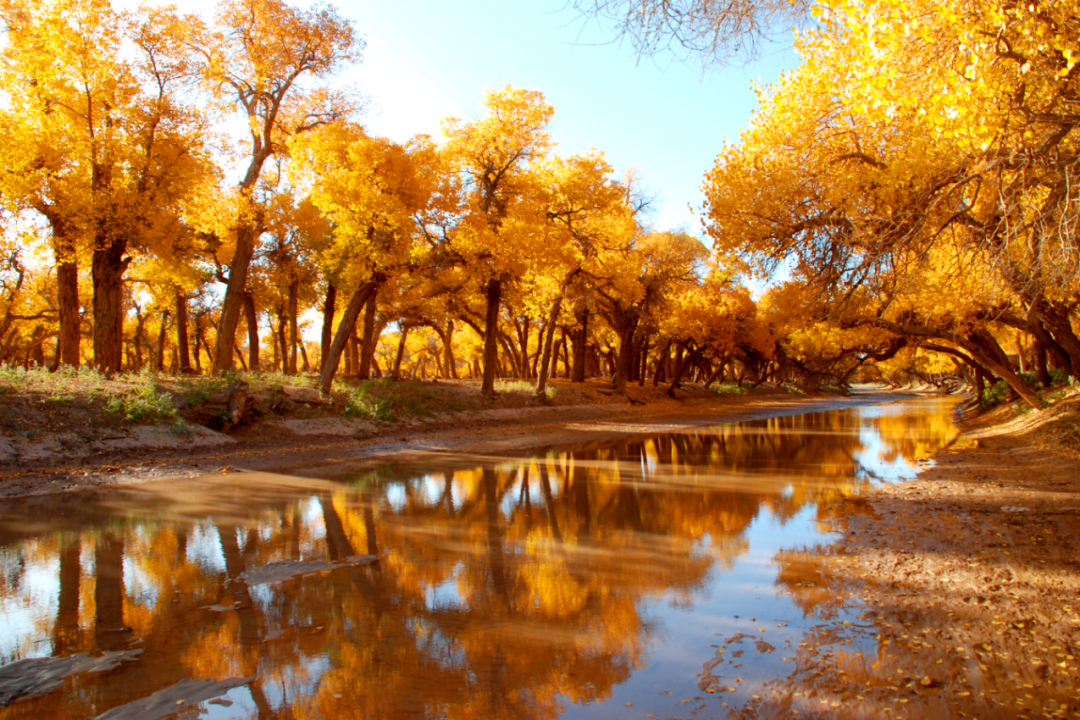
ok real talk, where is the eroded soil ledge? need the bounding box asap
[0,380,905,500]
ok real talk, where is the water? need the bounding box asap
[0,397,959,719]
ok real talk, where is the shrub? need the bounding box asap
[105,379,177,424]
[980,379,1010,409]
[712,382,746,395]
[343,385,396,422]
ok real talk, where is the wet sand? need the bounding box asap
[0,391,912,500]
[754,415,1080,718]
[3,390,1076,718]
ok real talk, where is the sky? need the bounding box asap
[328,0,799,239]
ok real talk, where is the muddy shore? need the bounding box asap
[1,388,911,499]
[752,401,1080,719]
[3,383,1079,717]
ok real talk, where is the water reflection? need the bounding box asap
[0,398,958,719]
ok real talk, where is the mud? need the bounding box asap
[749,408,1080,718]
[0,389,913,500]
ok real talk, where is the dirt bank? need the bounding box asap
[750,393,1080,719]
[0,380,913,499]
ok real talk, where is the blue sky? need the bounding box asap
[337,0,798,238]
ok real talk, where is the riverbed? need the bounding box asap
[5,396,1072,719]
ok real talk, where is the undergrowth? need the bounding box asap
[494,379,556,398]
[780,382,806,395]
[341,383,396,422]
[711,382,746,395]
[104,377,177,424]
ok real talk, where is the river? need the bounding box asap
[0,396,960,719]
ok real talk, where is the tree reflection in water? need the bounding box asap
[0,398,958,719]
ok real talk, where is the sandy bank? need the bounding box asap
[0,386,913,499]
[755,395,1080,718]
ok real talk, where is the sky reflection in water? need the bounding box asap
[0,397,959,719]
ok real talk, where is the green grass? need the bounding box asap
[780,382,806,395]
[494,379,556,398]
[104,377,177,424]
[711,382,747,395]
[342,384,396,422]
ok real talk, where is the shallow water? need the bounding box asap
[0,397,960,719]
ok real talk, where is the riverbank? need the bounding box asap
[0,375,917,499]
[760,389,1080,718]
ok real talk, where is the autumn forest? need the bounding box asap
[0,0,1078,405]
[4,2,1080,718]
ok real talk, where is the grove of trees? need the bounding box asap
[2,0,1077,404]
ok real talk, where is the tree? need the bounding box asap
[198,0,360,374]
[290,123,447,394]
[0,0,215,374]
[700,0,1080,404]
[572,0,808,65]
[443,85,554,396]
[591,230,707,393]
[531,151,635,396]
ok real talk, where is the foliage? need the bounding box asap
[980,380,1011,410]
[342,383,396,422]
[104,378,178,424]
[495,379,556,398]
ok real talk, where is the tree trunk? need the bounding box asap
[498,332,522,377]
[344,322,356,375]
[535,295,562,397]
[213,200,261,374]
[638,338,649,386]
[270,314,280,371]
[612,323,639,393]
[175,292,192,373]
[288,280,299,375]
[481,277,503,397]
[393,326,409,379]
[515,317,531,379]
[299,341,311,373]
[239,292,257,372]
[571,313,588,383]
[320,283,337,369]
[1033,299,1080,378]
[195,314,211,371]
[968,329,1041,406]
[1034,339,1052,386]
[653,341,671,386]
[878,320,1041,407]
[358,289,378,380]
[132,308,146,372]
[1026,314,1072,373]
[444,319,458,379]
[531,322,544,378]
[561,330,570,379]
[91,239,129,375]
[53,229,81,369]
[277,310,288,374]
[319,282,379,396]
[666,345,694,396]
[154,310,171,372]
